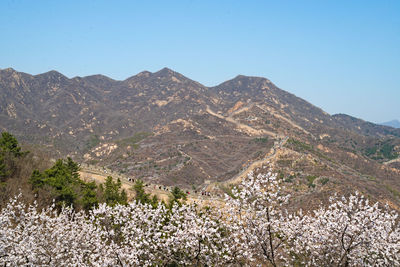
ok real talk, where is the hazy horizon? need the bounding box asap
[1,0,399,123]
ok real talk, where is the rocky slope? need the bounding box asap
[1,67,399,208]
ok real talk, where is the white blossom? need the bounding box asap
[1,171,399,266]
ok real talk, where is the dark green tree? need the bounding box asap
[150,194,159,208]
[132,179,158,207]
[81,181,99,210]
[0,132,24,157]
[29,157,97,210]
[0,132,27,182]
[168,186,187,208]
[29,159,79,207]
[133,179,150,204]
[102,176,127,207]
[29,169,44,188]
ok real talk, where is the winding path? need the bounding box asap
[218,136,288,186]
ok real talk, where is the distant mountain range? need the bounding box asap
[1,67,400,209]
[380,120,400,129]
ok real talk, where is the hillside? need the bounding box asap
[1,67,400,208]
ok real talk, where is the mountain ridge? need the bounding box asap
[1,67,400,209]
[1,67,399,140]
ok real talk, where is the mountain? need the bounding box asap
[380,120,400,129]
[1,67,400,209]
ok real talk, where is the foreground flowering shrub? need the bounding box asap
[89,201,241,266]
[0,198,106,265]
[0,195,242,266]
[225,171,290,266]
[1,170,399,266]
[284,192,400,266]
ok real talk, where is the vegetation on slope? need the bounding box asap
[0,132,128,211]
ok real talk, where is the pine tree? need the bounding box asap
[103,176,127,206]
[81,181,98,210]
[133,179,150,204]
[0,132,24,157]
[168,186,187,208]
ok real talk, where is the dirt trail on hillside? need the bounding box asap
[79,170,136,198]
[206,106,276,137]
[79,135,289,205]
[218,136,288,186]
[255,104,312,137]
[384,158,400,165]
[79,167,223,204]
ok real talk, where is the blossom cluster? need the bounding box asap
[0,197,242,266]
[1,170,399,266]
[283,192,400,266]
[227,170,400,266]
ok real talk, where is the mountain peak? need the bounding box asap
[0,67,17,73]
[154,67,176,76]
[0,68,20,78]
[232,74,270,82]
[35,70,67,79]
[136,70,152,77]
[125,68,178,81]
[213,74,272,89]
[151,67,202,85]
[81,74,115,81]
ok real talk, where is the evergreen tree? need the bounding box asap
[81,181,98,210]
[29,170,44,188]
[150,194,159,208]
[102,176,127,207]
[168,186,187,208]
[29,158,97,210]
[0,132,24,157]
[133,179,150,204]
[0,132,26,182]
[132,179,159,207]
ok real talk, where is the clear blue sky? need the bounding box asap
[1,0,399,123]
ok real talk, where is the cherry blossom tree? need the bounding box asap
[0,195,108,265]
[1,170,399,266]
[224,170,290,266]
[284,192,400,266]
[224,170,400,266]
[0,195,243,266]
